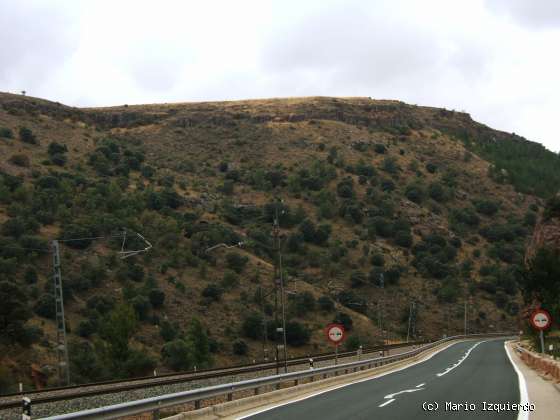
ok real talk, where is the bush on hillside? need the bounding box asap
[19,127,37,144]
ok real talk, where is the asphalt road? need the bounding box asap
[244,339,528,420]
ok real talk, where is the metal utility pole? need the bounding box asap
[379,273,386,345]
[52,240,70,386]
[50,229,152,386]
[464,299,468,335]
[406,301,416,343]
[273,199,288,374]
[259,287,269,362]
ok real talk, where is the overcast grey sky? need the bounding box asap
[1,0,559,151]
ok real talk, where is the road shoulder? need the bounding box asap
[506,341,560,420]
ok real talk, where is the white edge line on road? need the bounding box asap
[504,341,530,420]
[236,340,467,419]
[378,398,395,407]
[416,383,425,388]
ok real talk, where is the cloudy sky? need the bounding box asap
[1,0,559,151]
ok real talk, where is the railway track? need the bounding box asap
[0,341,423,411]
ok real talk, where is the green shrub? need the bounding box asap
[336,178,354,198]
[333,312,353,331]
[286,232,305,253]
[24,267,38,284]
[450,208,480,228]
[50,153,67,166]
[8,154,30,167]
[148,289,165,308]
[122,350,157,377]
[405,183,425,204]
[318,296,335,312]
[217,271,237,291]
[77,319,97,338]
[34,294,56,319]
[345,335,362,351]
[285,321,311,346]
[0,127,13,138]
[368,216,394,238]
[371,253,385,266]
[131,295,151,320]
[87,295,115,313]
[19,127,37,144]
[428,182,448,202]
[225,252,248,273]
[241,311,264,339]
[162,339,193,370]
[524,211,537,227]
[70,342,106,383]
[544,195,560,220]
[220,180,234,195]
[0,281,31,344]
[437,281,460,303]
[2,218,26,238]
[202,284,222,302]
[298,219,331,245]
[474,199,500,216]
[394,231,413,248]
[384,266,401,285]
[160,320,179,342]
[290,291,316,316]
[425,162,437,173]
[374,144,387,154]
[48,142,68,155]
[382,157,399,174]
[232,339,248,355]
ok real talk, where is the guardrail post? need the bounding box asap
[22,397,31,420]
[294,379,299,386]
[227,393,233,402]
[195,400,201,410]
[254,387,259,395]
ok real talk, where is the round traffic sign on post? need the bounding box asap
[325,323,346,345]
[530,309,552,331]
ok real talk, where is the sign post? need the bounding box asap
[530,309,552,354]
[325,323,346,365]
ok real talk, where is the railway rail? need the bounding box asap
[0,341,422,411]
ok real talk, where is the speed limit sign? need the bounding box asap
[530,309,552,331]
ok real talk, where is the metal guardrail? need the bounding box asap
[39,333,514,420]
[0,342,423,410]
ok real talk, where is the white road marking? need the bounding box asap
[385,387,425,399]
[236,341,464,419]
[378,386,425,408]
[504,341,530,420]
[436,340,486,377]
[378,398,395,407]
[415,383,425,388]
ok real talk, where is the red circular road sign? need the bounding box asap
[530,309,552,331]
[325,323,346,345]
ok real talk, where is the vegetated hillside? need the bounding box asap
[0,93,557,390]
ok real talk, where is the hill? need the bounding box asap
[1,92,558,390]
